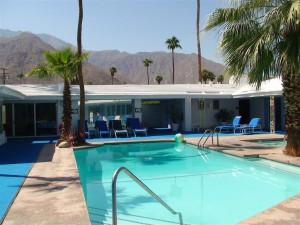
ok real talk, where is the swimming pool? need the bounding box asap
[74,142,300,225]
[246,138,286,146]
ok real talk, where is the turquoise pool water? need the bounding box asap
[74,142,300,225]
[247,138,286,146]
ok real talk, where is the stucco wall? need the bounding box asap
[191,98,239,130]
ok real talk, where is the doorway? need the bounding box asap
[239,99,251,124]
[275,97,284,132]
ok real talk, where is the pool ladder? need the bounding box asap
[198,129,219,149]
[112,167,184,225]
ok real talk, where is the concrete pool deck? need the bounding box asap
[2,133,300,225]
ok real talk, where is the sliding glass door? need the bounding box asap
[3,102,57,137]
[14,103,34,136]
[36,103,57,136]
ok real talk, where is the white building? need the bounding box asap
[0,78,284,145]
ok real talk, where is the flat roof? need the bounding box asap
[1,78,282,101]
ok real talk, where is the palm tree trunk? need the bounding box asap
[197,0,202,83]
[172,49,175,84]
[282,73,300,156]
[147,66,149,85]
[61,80,72,140]
[77,0,86,144]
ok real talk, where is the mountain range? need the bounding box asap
[0,28,225,85]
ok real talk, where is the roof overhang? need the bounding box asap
[0,85,26,100]
[232,78,282,98]
[1,80,283,102]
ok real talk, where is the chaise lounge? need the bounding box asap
[109,120,128,138]
[129,118,147,137]
[214,116,242,134]
[241,118,262,134]
[95,120,111,138]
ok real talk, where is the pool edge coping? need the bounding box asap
[3,133,300,225]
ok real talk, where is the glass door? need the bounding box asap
[14,103,34,137]
[36,103,57,136]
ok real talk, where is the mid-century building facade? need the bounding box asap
[0,78,284,145]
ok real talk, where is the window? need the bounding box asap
[213,100,220,110]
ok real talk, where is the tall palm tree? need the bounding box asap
[16,73,24,84]
[77,0,86,144]
[27,48,87,141]
[109,67,117,85]
[165,36,182,84]
[204,0,300,156]
[142,58,153,85]
[196,0,202,83]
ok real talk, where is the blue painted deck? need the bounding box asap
[0,139,53,223]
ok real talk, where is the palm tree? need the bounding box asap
[77,0,85,144]
[16,73,24,84]
[196,0,202,83]
[217,75,224,84]
[142,58,153,85]
[202,69,215,84]
[203,0,300,156]
[27,48,87,141]
[165,36,182,84]
[109,67,117,85]
[77,0,86,144]
[155,75,163,84]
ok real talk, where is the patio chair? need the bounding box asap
[111,120,128,138]
[95,120,111,138]
[77,120,90,139]
[241,118,262,134]
[129,118,147,137]
[214,116,242,134]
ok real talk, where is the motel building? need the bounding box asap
[0,77,284,146]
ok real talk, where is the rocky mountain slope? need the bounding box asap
[88,50,225,84]
[0,32,124,85]
[0,29,226,85]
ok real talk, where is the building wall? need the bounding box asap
[191,98,239,130]
[142,103,164,127]
[250,97,267,129]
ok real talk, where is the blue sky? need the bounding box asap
[0,0,227,64]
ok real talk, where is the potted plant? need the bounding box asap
[214,109,233,125]
[169,107,183,131]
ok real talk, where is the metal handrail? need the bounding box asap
[112,167,183,225]
[198,129,219,149]
[198,129,212,148]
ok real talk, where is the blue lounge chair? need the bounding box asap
[214,116,242,134]
[241,118,262,134]
[95,120,111,138]
[129,118,147,137]
[77,120,90,139]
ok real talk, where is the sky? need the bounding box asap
[0,0,227,64]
